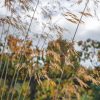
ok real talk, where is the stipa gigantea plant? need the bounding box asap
[34,38,100,100]
[0,0,100,99]
[0,35,100,99]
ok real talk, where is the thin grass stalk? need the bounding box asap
[7,0,40,99]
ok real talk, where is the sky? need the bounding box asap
[0,0,100,67]
[0,0,100,42]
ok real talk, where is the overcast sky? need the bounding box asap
[0,0,100,67]
[0,0,100,42]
